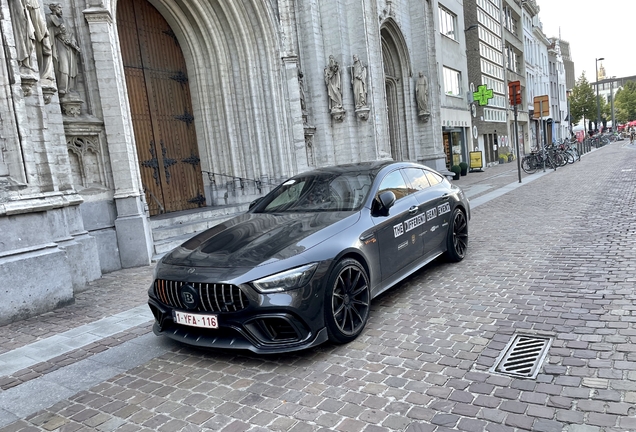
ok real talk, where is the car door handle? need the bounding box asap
[408,206,418,215]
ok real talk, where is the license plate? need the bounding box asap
[173,311,218,329]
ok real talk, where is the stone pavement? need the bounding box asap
[0,141,635,432]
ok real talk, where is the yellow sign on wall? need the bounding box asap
[469,151,483,170]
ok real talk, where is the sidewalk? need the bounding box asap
[452,159,528,200]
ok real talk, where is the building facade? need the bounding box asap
[433,0,472,168]
[501,0,527,159]
[0,0,445,323]
[464,0,508,166]
[522,1,550,152]
[548,39,568,142]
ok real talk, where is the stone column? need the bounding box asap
[83,7,152,267]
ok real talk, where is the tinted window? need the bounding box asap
[425,170,443,186]
[403,168,431,191]
[377,170,413,201]
[256,172,374,213]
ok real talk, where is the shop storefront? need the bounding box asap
[441,108,472,169]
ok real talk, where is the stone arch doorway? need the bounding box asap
[117,0,205,216]
[380,21,411,161]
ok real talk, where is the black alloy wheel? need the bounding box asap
[324,258,370,344]
[445,208,468,262]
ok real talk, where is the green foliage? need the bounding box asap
[451,165,461,174]
[497,152,516,162]
[600,95,611,121]
[569,72,596,126]
[615,81,636,123]
[459,162,468,170]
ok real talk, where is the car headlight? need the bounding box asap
[251,263,318,293]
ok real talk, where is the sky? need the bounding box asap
[535,0,633,82]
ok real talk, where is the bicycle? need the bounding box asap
[521,146,559,174]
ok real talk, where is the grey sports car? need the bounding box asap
[148,161,470,353]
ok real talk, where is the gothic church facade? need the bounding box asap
[0,0,444,323]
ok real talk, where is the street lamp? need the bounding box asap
[610,76,616,134]
[595,57,604,132]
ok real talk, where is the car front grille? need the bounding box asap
[154,279,249,313]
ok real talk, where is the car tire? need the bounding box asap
[444,208,468,262]
[324,258,370,344]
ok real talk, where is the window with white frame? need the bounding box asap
[439,6,457,41]
[484,108,507,122]
[443,67,462,97]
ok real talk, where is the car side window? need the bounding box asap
[425,170,443,186]
[403,168,431,191]
[377,170,413,201]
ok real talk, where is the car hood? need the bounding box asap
[161,211,359,268]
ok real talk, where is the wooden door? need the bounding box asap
[117,0,205,216]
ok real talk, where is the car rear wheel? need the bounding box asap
[444,208,468,262]
[324,258,370,344]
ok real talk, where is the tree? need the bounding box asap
[615,80,636,123]
[569,72,596,128]
[600,95,611,127]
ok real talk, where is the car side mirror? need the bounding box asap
[373,191,396,217]
[249,197,263,210]
[378,191,396,209]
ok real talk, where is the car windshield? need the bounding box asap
[255,172,374,213]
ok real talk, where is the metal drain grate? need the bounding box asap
[491,334,552,379]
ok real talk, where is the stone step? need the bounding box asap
[151,213,236,242]
[149,203,249,230]
[152,232,198,260]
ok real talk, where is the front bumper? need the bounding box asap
[147,264,332,353]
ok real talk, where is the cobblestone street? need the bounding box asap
[0,141,635,432]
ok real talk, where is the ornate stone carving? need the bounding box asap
[41,84,56,104]
[305,133,316,166]
[66,136,106,188]
[61,97,82,116]
[82,8,112,24]
[352,55,367,109]
[324,55,345,121]
[20,74,38,96]
[298,71,306,113]
[47,3,81,98]
[351,55,370,121]
[9,0,56,87]
[355,107,370,121]
[416,71,430,121]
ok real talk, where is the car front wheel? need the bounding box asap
[324,258,370,344]
[445,208,468,262]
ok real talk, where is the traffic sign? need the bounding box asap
[533,95,549,118]
[508,81,522,106]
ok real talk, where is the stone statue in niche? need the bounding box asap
[298,71,306,113]
[416,72,429,113]
[352,55,370,120]
[352,55,367,109]
[324,55,345,121]
[47,3,81,98]
[416,71,430,119]
[8,0,56,94]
